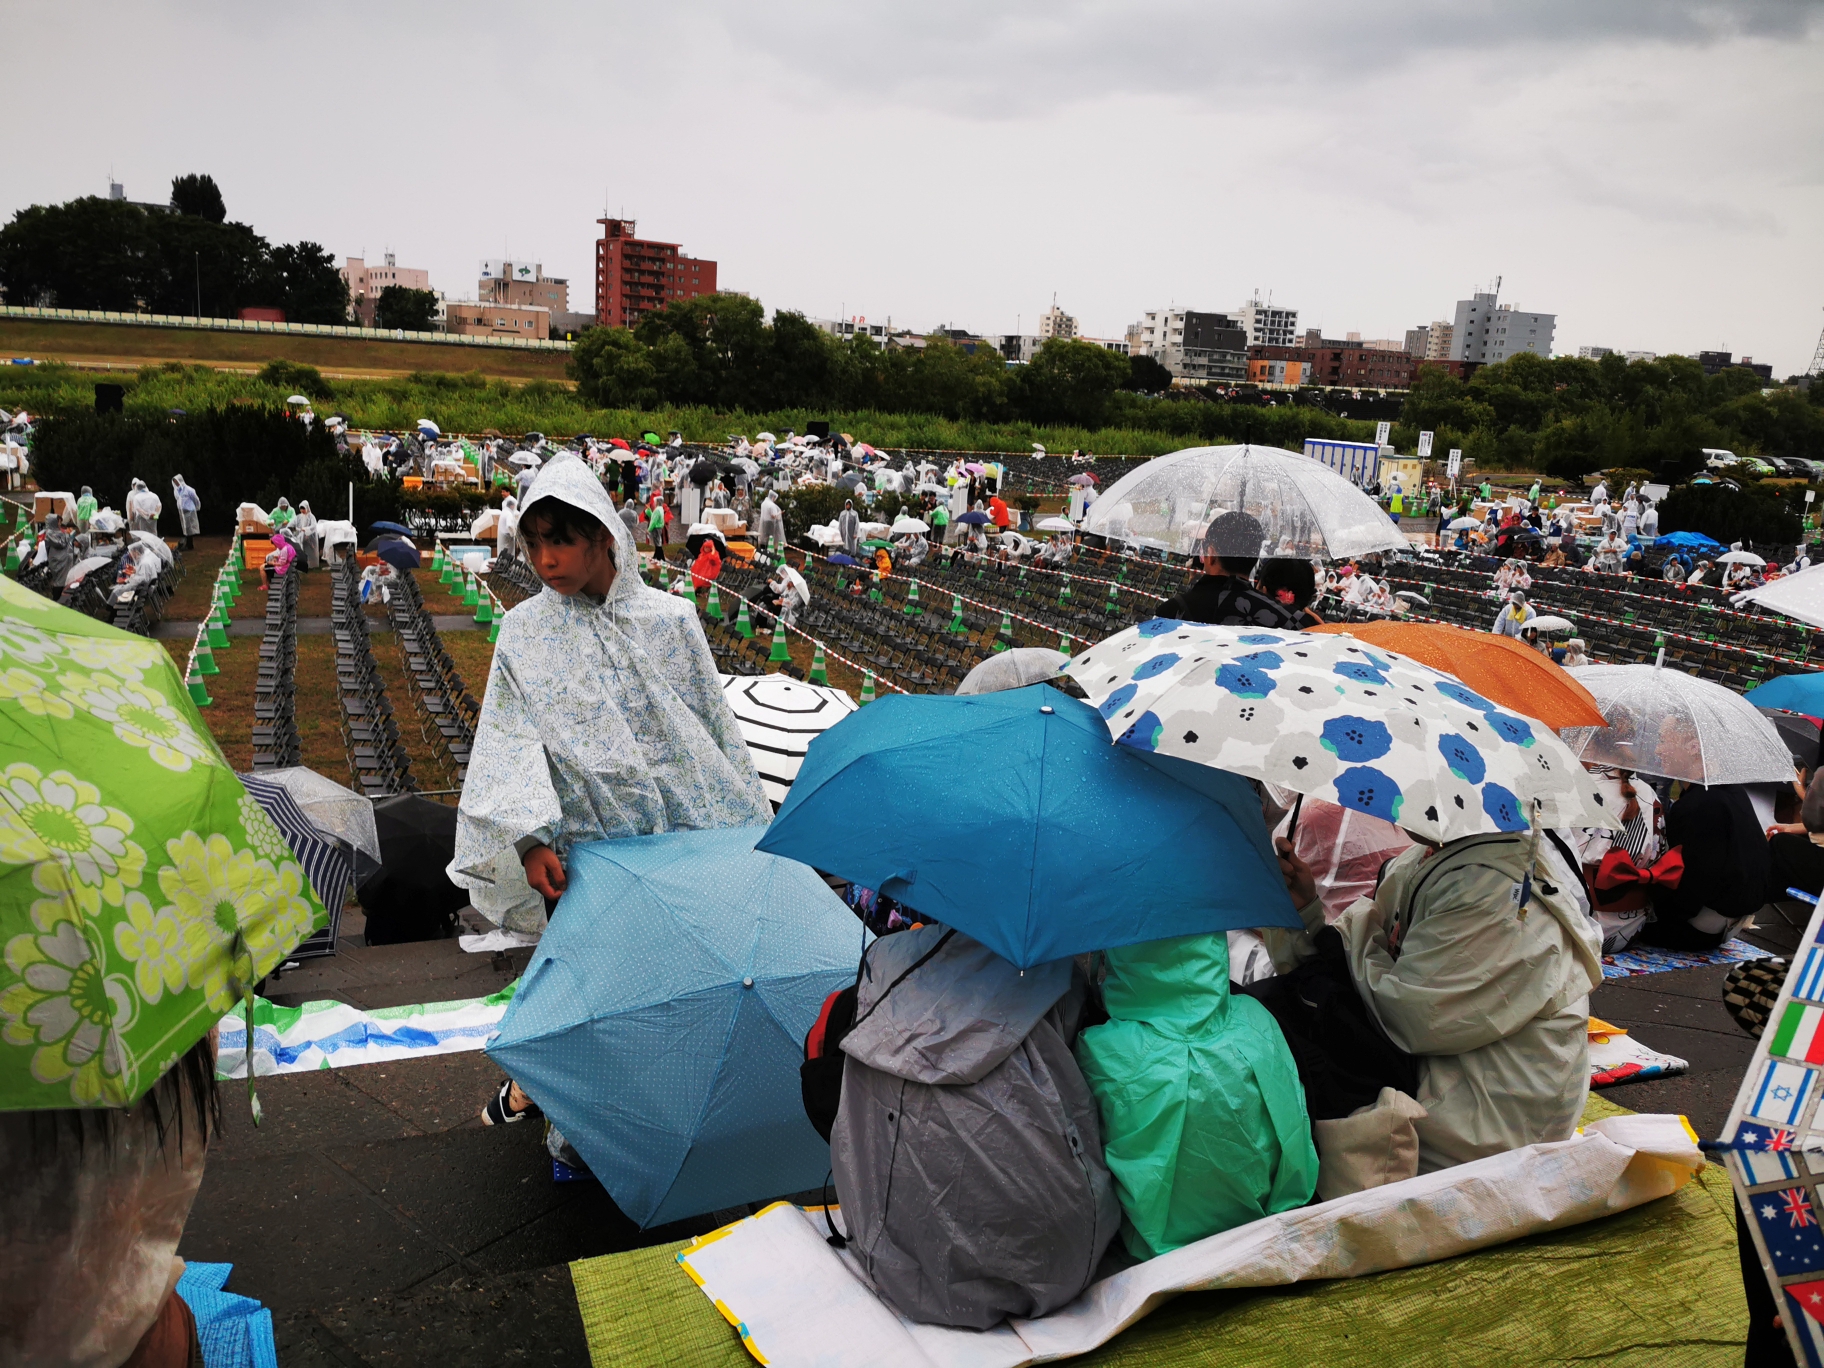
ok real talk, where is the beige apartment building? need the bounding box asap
[443,301,551,339]
[341,254,432,326]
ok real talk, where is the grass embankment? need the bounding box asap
[0,358,1363,458]
[0,318,570,382]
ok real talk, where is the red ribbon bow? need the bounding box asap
[1592,845,1684,900]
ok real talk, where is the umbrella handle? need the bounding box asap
[228,931,263,1127]
[1286,792,1303,843]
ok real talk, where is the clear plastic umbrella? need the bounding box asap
[890,516,929,534]
[1081,444,1408,559]
[1560,664,1795,785]
[1737,563,1824,628]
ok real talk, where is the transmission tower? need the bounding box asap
[1810,309,1824,377]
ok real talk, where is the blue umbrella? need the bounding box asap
[755,685,1297,969]
[956,510,992,526]
[486,827,863,1228]
[369,538,421,570]
[827,552,858,566]
[1746,674,1824,715]
[368,520,416,537]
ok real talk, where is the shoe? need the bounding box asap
[481,1078,542,1126]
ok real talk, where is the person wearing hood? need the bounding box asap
[450,454,769,1127]
[1491,590,1534,638]
[74,485,98,534]
[1274,825,1604,1174]
[689,535,723,592]
[292,499,319,569]
[34,513,76,589]
[125,479,161,534]
[1156,511,1293,629]
[498,494,522,560]
[269,497,295,531]
[754,490,786,551]
[830,926,1121,1329]
[171,474,201,550]
[837,499,861,557]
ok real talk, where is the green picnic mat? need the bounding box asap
[569,1094,1745,1367]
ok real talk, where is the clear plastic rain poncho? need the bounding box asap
[450,455,769,928]
[1080,445,1407,560]
[1561,663,1795,786]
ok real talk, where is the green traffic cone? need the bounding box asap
[706,582,724,621]
[904,579,922,615]
[474,589,493,625]
[186,659,212,707]
[677,573,697,608]
[868,574,882,603]
[488,615,501,643]
[948,595,966,635]
[207,599,230,649]
[1058,632,1073,656]
[1059,574,1072,604]
[994,608,1014,652]
[440,554,457,586]
[859,671,877,705]
[734,598,754,639]
[1104,581,1120,615]
[658,559,671,590]
[809,641,829,685]
[3,542,18,574]
[462,571,480,608]
[196,641,219,677]
[431,542,444,572]
[769,619,792,664]
[1015,567,1027,600]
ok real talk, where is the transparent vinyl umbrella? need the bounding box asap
[1080,444,1408,559]
[1560,663,1795,785]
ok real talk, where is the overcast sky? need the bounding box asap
[9,0,1823,373]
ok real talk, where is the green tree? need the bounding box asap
[0,197,160,309]
[142,212,269,317]
[568,327,663,408]
[1124,353,1175,393]
[169,174,226,223]
[1010,339,1130,426]
[265,241,350,324]
[374,283,438,331]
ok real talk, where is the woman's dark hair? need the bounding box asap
[519,500,614,554]
[15,1033,220,1162]
[1256,557,1316,611]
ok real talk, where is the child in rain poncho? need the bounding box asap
[1076,934,1318,1260]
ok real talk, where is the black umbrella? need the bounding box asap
[356,795,467,944]
[1760,708,1824,771]
[834,472,866,491]
[686,528,729,558]
[364,535,421,570]
[688,459,738,486]
[956,510,991,526]
[370,521,415,537]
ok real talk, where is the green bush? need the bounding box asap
[1658,480,1803,547]
[256,360,334,401]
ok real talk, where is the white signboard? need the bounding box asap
[1447,448,1463,478]
[480,259,507,281]
[1375,421,1391,445]
[1417,430,1435,458]
[513,261,539,281]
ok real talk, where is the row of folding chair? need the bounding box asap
[333,559,415,797]
[251,566,301,770]
[385,572,480,784]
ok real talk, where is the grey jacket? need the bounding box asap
[831,926,1119,1329]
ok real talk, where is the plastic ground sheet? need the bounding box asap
[568,1096,1746,1368]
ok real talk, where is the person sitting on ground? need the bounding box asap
[830,924,1120,1329]
[451,455,770,1128]
[2,1036,217,1368]
[1491,589,1534,638]
[1076,932,1318,1261]
[1156,510,1293,628]
[1274,821,1603,1173]
[1639,782,1772,951]
[1256,556,1323,629]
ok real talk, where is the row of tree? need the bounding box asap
[0,175,348,323]
[1397,350,1824,481]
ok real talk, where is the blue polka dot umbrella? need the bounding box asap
[1063,621,1616,844]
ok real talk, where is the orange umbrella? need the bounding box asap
[1307,620,1607,729]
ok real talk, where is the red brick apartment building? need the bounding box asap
[1245,346,1480,390]
[595,218,718,328]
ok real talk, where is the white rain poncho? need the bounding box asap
[1311,834,1602,1173]
[450,455,769,926]
[124,479,161,533]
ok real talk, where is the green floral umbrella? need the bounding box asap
[0,573,325,1111]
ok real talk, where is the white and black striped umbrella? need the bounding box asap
[238,772,355,912]
[721,675,858,806]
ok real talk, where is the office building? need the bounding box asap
[1446,288,1555,363]
[815,318,893,345]
[341,254,433,327]
[479,261,569,327]
[1234,295,1299,348]
[1424,321,1455,360]
[1247,343,1422,389]
[1038,304,1077,340]
[1404,326,1431,358]
[443,301,550,339]
[1136,309,1248,384]
[595,218,718,329]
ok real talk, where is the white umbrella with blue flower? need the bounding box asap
[1063,621,1615,844]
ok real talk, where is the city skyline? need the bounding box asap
[7,0,1822,373]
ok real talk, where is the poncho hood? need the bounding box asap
[519,453,643,610]
[841,926,1073,1086]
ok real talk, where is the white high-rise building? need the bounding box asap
[1447,287,1555,364]
[1039,304,1078,340]
[1233,295,1299,348]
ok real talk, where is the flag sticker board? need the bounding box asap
[1724,890,1824,1368]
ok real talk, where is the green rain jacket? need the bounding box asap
[1076,934,1318,1261]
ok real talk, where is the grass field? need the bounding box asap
[0,317,572,382]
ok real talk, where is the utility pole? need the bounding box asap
[194,252,201,318]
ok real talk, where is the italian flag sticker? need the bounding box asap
[1773,1002,1824,1066]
